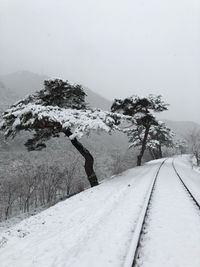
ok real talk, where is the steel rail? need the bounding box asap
[172,159,200,210]
[123,159,167,267]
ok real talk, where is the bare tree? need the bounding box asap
[0,156,86,221]
[186,130,200,165]
[0,178,20,220]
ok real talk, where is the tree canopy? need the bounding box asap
[1,79,123,150]
[111,94,170,165]
[111,94,168,116]
[0,79,126,187]
[126,121,174,159]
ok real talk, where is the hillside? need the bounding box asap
[164,119,200,139]
[85,87,111,110]
[0,81,17,113]
[0,71,112,110]
[0,156,200,267]
[1,161,157,267]
[0,71,49,97]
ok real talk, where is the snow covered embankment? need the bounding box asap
[0,162,160,267]
[1,156,199,267]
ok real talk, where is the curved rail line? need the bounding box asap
[172,159,200,210]
[124,158,200,267]
[123,159,167,267]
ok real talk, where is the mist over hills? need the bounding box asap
[163,120,200,140]
[0,71,49,97]
[0,70,199,142]
[0,81,18,112]
[0,71,111,110]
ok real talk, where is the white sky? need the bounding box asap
[0,0,200,122]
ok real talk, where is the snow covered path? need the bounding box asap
[0,156,200,267]
[136,158,200,267]
[0,162,161,267]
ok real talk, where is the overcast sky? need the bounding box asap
[0,0,200,122]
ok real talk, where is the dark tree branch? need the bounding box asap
[63,129,99,187]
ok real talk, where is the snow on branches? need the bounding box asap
[1,103,123,140]
[127,121,174,150]
[111,94,170,164]
[0,79,127,151]
[111,94,168,116]
[13,79,87,109]
[0,78,130,187]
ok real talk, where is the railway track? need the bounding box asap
[124,158,200,267]
[172,159,200,211]
[123,159,167,267]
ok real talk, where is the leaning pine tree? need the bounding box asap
[0,79,124,187]
[130,121,174,160]
[111,95,169,166]
[147,122,174,159]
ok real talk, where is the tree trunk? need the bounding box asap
[148,148,156,160]
[63,129,99,187]
[152,148,160,159]
[137,126,150,166]
[5,206,10,220]
[158,144,162,158]
[195,152,200,166]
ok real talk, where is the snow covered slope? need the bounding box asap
[0,163,161,267]
[0,156,200,267]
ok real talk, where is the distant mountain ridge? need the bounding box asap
[163,119,200,140]
[0,71,112,110]
[0,71,49,97]
[84,87,111,110]
[0,81,18,112]
[0,71,199,139]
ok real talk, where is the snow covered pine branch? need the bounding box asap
[126,121,175,159]
[0,79,126,187]
[111,94,172,165]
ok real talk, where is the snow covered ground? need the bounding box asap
[173,155,200,204]
[0,155,200,267]
[136,157,200,267]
